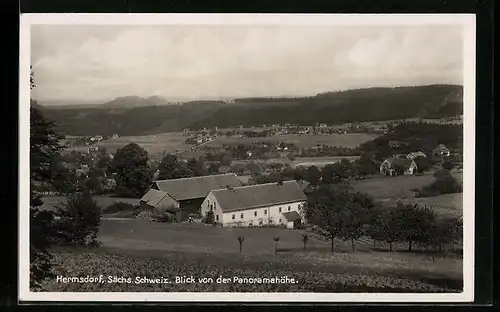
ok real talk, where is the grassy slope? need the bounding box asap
[41,221,462,292]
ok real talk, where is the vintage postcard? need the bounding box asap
[19,13,475,303]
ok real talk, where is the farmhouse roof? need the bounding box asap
[140,189,169,207]
[154,173,241,201]
[384,157,414,169]
[407,151,427,160]
[210,180,307,213]
[282,211,302,222]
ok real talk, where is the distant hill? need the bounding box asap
[40,85,463,136]
[101,95,176,108]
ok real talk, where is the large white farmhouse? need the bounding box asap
[201,180,307,229]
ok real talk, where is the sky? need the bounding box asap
[30,24,464,104]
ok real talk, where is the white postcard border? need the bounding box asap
[18,13,476,303]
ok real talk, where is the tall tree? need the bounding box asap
[109,143,152,197]
[304,165,321,186]
[158,154,194,180]
[29,69,63,289]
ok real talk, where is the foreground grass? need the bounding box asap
[39,245,462,293]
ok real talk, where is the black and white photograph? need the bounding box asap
[19,14,475,302]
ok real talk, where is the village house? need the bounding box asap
[201,180,307,229]
[406,151,427,160]
[140,173,242,221]
[433,144,451,157]
[380,157,418,176]
[111,134,119,139]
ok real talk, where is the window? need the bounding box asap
[269,219,273,224]
[264,209,267,215]
[279,207,282,213]
[240,213,244,219]
[259,221,263,226]
[254,211,257,216]
[216,215,219,221]
[279,219,282,224]
[232,214,235,220]
[288,206,291,211]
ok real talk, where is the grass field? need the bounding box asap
[64,132,191,155]
[40,196,138,213]
[40,220,463,292]
[231,156,361,168]
[351,173,464,216]
[351,173,463,200]
[204,133,377,149]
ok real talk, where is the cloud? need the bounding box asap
[30,24,463,102]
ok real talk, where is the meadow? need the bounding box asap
[231,156,361,168]
[64,132,191,155]
[41,220,463,292]
[351,173,464,216]
[204,133,377,149]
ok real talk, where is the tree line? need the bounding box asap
[303,185,463,253]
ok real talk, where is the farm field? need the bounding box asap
[231,156,361,168]
[64,132,191,155]
[40,196,138,212]
[41,220,463,292]
[379,193,463,217]
[204,133,377,149]
[351,173,463,200]
[351,173,464,216]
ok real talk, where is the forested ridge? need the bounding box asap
[37,85,462,136]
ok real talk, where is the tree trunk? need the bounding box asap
[331,236,335,252]
[275,243,279,255]
[351,239,355,252]
[303,242,306,250]
[438,244,442,252]
[408,240,412,251]
[389,242,393,252]
[239,243,242,254]
[373,239,376,247]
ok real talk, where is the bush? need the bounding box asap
[103,202,136,214]
[53,191,101,247]
[418,173,462,197]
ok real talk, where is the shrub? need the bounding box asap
[419,173,462,197]
[53,191,101,247]
[102,202,136,214]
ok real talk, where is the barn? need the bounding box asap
[138,189,180,221]
[201,180,307,228]
[141,173,242,221]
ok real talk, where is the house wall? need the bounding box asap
[178,198,205,221]
[201,193,224,223]
[219,201,306,227]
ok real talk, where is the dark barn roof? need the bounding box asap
[210,180,307,213]
[154,173,241,201]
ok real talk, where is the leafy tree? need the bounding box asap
[109,143,153,197]
[157,154,194,180]
[304,185,353,252]
[442,160,455,171]
[356,153,379,178]
[413,155,431,173]
[187,157,206,176]
[339,192,376,252]
[53,191,101,246]
[419,172,462,197]
[208,163,220,174]
[394,203,436,251]
[304,166,321,186]
[368,206,400,251]
[29,70,64,289]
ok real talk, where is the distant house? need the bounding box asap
[111,134,119,139]
[433,144,451,157]
[88,146,99,153]
[380,157,418,176]
[140,173,242,221]
[200,180,307,228]
[406,151,427,160]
